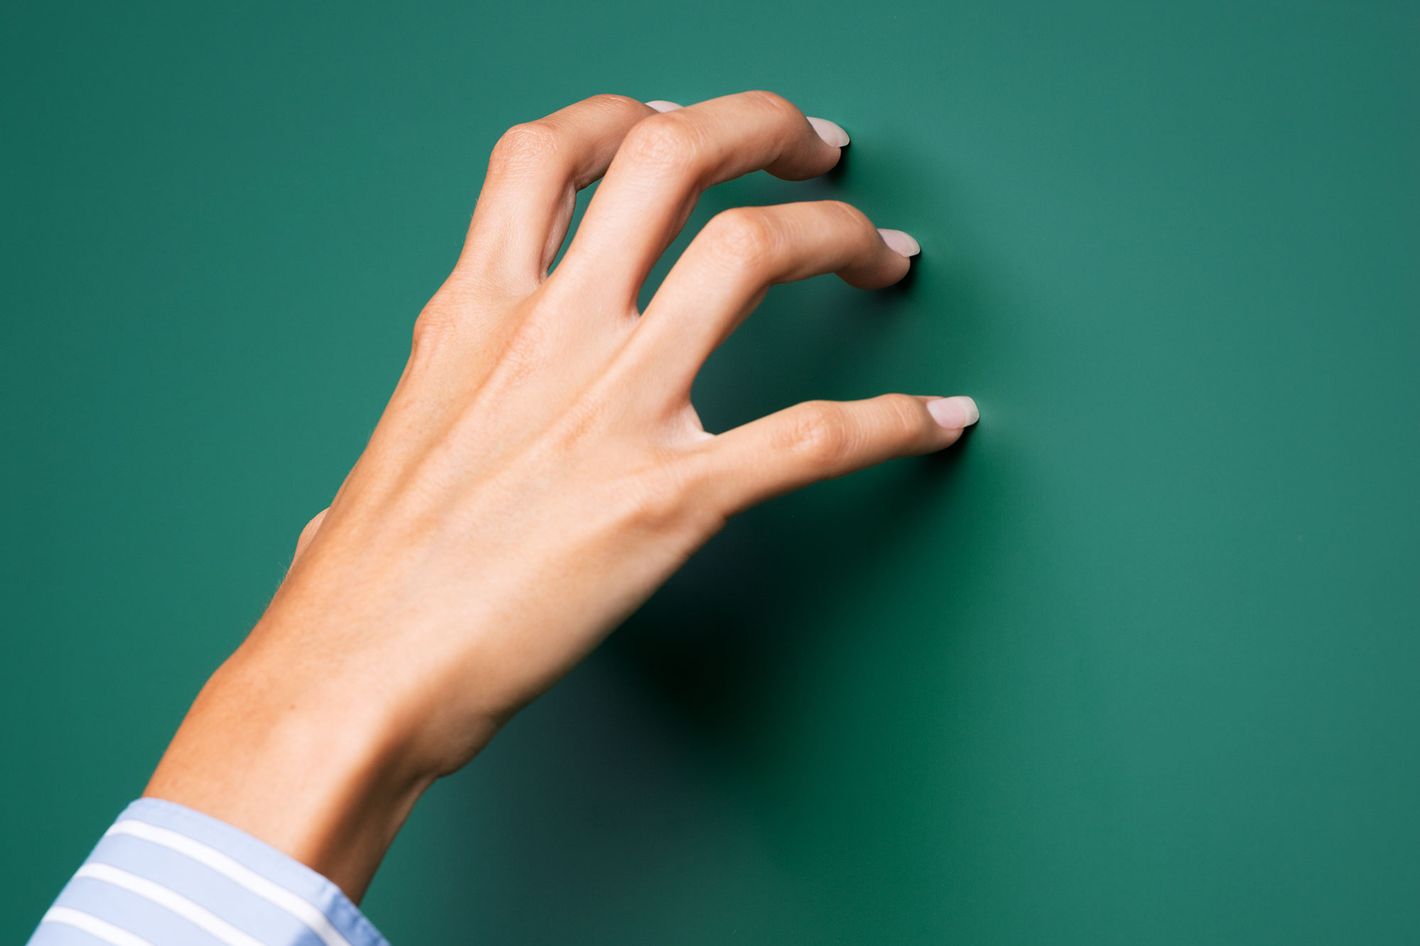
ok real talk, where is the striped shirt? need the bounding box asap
[25,798,388,946]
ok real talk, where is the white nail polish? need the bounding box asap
[926,396,980,430]
[645,100,683,112]
[879,228,921,257]
[807,116,850,147]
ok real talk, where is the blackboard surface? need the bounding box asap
[4,1,1417,943]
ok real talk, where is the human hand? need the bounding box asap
[145,90,978,899]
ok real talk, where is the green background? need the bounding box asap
[4,1,1417,942]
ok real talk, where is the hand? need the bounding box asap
[145,90,979,900]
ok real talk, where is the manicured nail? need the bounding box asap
[879,228,921,257]
[646,100,682,112]
[926,396,980,430]
[807,116,850,147]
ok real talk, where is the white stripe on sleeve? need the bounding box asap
[74,864,265,946]
[40,907,158,946]
[105,819,353,946]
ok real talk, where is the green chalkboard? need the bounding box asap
[4,1,1418,943]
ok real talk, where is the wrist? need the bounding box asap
[144,636,442,901]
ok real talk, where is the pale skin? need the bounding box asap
[144,90,979,902]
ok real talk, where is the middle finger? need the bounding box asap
[552,90,849,310]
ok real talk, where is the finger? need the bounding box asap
[700,395,979,514]
[553,90,850,308]
[624,201,918,399]
[458,93,658,289]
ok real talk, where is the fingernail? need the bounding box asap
[926,396,980,430]
[879,228,921,257]
[807,116,850,147]
[645,100,683,112]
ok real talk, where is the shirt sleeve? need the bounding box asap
[25,797,390,946]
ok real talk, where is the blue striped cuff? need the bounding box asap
[28,797,389,946]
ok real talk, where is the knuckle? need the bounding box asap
[617,466,694,532]
[585,92,643,115]
[702,207,780,268]
[504,317,547,362]
[877,393,925,431]
[783,401,851,465]
[620,114,702,172]
[820,198,873,233]
[410,305,454,355]
[741,89,798,121]
[488,120,563,176]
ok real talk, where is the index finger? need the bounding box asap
[552,90,850,309]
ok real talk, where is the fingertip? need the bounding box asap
[925,395,980,430]
[807,116,851,148]
[878,228,921,258]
